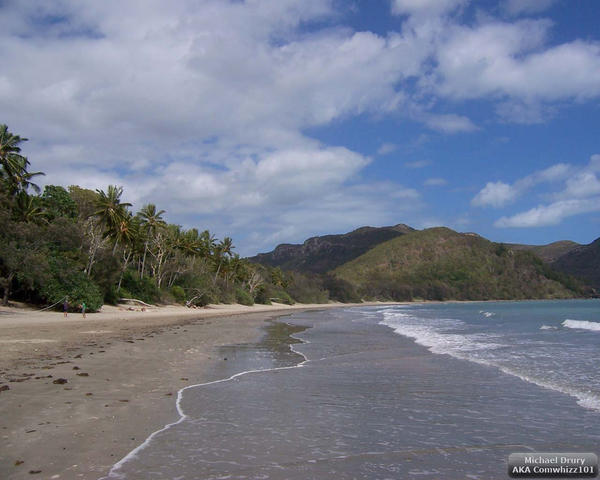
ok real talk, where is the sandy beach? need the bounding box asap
[0,301,380,480]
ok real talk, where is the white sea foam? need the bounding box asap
[562,319,600,332]
[540,325,558,330]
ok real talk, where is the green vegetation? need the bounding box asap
[334,227,585,301]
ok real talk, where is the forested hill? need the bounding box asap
[333,227,585,301]
[250,224,414,273]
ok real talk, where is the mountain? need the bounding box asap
[334,227,583,301]
[250,224,414,273]
[551,237,600,290]
[507,240,580,263]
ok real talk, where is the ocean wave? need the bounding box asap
[562,319,600,332]
[380,312,504,358]
[495,366,600,413]
[380,310,600,412]
[540,325,558,330]
[479,310,495,318]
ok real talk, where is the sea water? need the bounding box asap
[104,300,600,479]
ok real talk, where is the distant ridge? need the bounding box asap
[250,224,414,273]
[508,240,580,263]
[552,236,600,290]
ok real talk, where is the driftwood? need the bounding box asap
[118,298,155,307]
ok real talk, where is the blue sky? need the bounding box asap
[1,0,599,255]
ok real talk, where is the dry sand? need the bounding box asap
[0,301,383,480]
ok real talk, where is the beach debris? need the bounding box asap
[52,378,68,385]
[15,460,24,466]
[28,470,42,474]
[76,372,89,377]
[73,354,82,359]
[0,385,10,392]
[85,393,93,396]
[118,399,129,402]
[165,392,173,396]
[72,366,80,370]
[180,377,189,381]
[25,430,36,433]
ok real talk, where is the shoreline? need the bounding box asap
[0,301,393,480]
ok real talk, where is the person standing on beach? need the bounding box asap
[81,302,86,318]
[63,298,69,317]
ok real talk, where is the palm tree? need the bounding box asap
[137,204,166,279]
[199,230,216,258]
[94,185,132,253]
[13,191,45,223]
[4,156,44,194]
[0,125,44,195]
[213,236,234,284]
[0,124,28,173]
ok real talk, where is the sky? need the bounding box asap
[1,0,599,256]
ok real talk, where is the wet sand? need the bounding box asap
[0,302,385,480]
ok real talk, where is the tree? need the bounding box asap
[0,207,50,305]
[69,186,105,277]
[137,203,166,279]
[42,185,78,220]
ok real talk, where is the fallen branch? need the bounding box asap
[118,298,155,307]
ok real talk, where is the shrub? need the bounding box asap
[119,271,160,304]
[235,287,254,306]
[170,285,186,304]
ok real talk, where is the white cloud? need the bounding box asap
[472,181,516,207]
[405,160,431,169]
[377,143,397,155]
[422,113,478,133]
[472,163,571,207]
[495,198,600,227]
[487,155,600,228]
[424,177,447,186]
[432,19,600,121]
[391,0,468,17]
[560,172,600,200]
[502,0,557,16]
